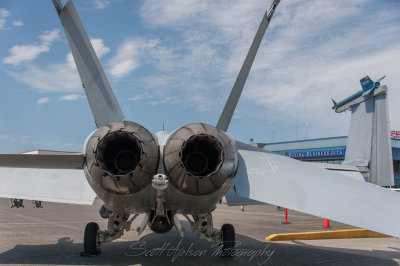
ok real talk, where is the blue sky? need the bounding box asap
[0,0,399,153]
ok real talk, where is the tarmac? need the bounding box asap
[0,197,399,265]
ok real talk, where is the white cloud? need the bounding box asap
[3,45,50,65]
[140,0,208,26]
[135,0,400,136]
[91,38,110,58]
[240,1,400,130]
[150,96,182,106]
[39,29,60,44]
[0,134,9,140]
[135,0,274,111]
[0,133,81,151]
[8,63,81,93]
[4,0,399,140]
[12,20,23,27]
[0,134,31,143]
[108,38,158,79]
[65,38,109,69]
[59,94,86,101]
[6,37,110,93]
[92,0,110,9]
[0,8,10,30]
[3,29,60,65]
[128,92,153,101]
[37,97,50,104]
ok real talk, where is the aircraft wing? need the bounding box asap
[0,154,84,169]
[309,162,367,182]
[225,184,265,206]
[231,141,400,238]
[0,154,96,205]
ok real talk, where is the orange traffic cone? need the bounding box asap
[323,219,330,228]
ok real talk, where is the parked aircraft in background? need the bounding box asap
[332,75,386,110]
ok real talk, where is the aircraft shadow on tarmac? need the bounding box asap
[0,221,398,266]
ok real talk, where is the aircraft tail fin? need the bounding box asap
[344,85,393,186]
[52,0,124,128]
[360,76,374,92]
[331,98,337,109]
[216,0,280,131]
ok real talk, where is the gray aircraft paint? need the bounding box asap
[53,0,124,128]
[233,141,400,238]
[216,0,280,132]
[342,86,394,186]
[0,154,84,169]
[0,168,95,205]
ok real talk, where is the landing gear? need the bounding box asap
[99,205,112,219]
[34,200,43,208]
[221,224,235,257]
[10,199,24,208]
[83,222,100,256]
[81,212,140,256]
[183,213,236,257]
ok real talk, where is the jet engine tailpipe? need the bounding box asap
[84,121,159,200]
[181,134,223,177]
[163,123,238,196]
[96,130,142,176]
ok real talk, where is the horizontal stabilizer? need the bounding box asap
[0,168,95,205]
[234,141,400,238]
[0,154,84,169]
[341,159,369,167]
[309,162,366,182]
[330,170,365,182]
[313,162,368,172]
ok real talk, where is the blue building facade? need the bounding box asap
[258,137,400,186]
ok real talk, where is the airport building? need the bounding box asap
[255,135,400,186]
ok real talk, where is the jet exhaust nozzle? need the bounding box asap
[181,134,224,177]
[96,130,142,176]
[84,121,159,195]
[163,123,238,196]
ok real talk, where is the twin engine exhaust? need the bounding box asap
[84,121,238,197]
[83,121,238,233]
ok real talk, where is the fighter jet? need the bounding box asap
[1,0,400,258]
[332,75,386,110]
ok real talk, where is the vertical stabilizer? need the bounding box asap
[344,98,374,167]
[370,90,394,186]
[343,85,393,186]
[360,76,373,92]
[52,0,124,128]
